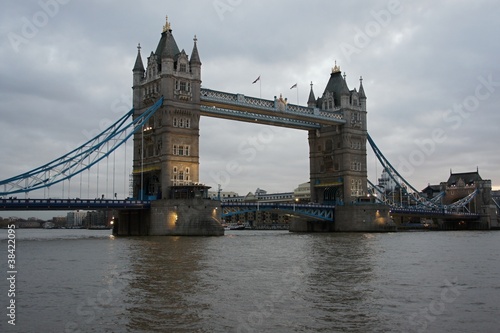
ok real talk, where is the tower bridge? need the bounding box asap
[1,16,498,234]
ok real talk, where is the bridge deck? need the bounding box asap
[390,207,480,220]
[0,198,150,210]
[221,202,335,221]
[200,88,345,130]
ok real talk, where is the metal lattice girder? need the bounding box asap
[200,88,346,129]
[0,97,164,196]
[221,202,334,221]
[200,105,321,130]
[368,133,479,211]
[493,198,500,210]
[368,134,445,210]
[446,189,478,211]
[0,198,150,210]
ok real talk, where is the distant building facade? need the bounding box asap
[67,211,87,228]
[219,184,310,228]
[293,182,311,202]
[440,170,492,212]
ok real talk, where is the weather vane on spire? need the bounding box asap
[162,15,171,32]
[332,60,341,73]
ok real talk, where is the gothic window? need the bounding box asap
[185,167,190,174]
[185,118,190,128]
[185,146,190,156]
[179,118,184,128]
[351,179,364,196]
[325,139,333,151]
[173,145,178,155]
[178,146,184,156]
[179,171,184,181]
[180,81,187,92]
[350,162,361,171]
[156,139,162,155]
[351,141,361,149]
[180,63,187,72]
[173,117,178,127]
[175,80,179,90]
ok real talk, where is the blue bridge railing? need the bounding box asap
[0,198,150,211]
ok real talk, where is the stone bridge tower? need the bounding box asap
[118,16,223,236]
[291,63,393,232]
[132,17,202,200]
[308,63,368,205]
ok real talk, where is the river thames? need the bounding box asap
[0,228,499,332]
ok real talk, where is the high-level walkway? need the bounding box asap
[200,88,345,130]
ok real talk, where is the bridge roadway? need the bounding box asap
[221,202,335,221]
[0,198,480,222]
[390,207,480,220]
[221,203,481,222]
[200,88,346,130]
[0,198,150,211]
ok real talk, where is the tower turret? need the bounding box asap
[157,16,180,76]
[307,81,316,108]
[189,35,202,102]
[358,76,367,111]
[132,43,145,108]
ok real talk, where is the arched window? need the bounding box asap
[173,145,178,155]
[173,117,177,127]
[325,139,333,151]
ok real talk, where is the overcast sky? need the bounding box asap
[1,0,499,216]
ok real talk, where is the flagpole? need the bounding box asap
[252,75,261,98]
[290,83,298,104]
[296,84,299,105]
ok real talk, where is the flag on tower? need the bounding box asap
[290,83,297,89]
[252,75,260,84]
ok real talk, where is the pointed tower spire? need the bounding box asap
[307,81,316,108]
[358,76,366,99]
[155,14,180,60]
[133,43,145,73]
[190,35,201,65]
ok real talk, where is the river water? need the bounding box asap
[0,228,499,333]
